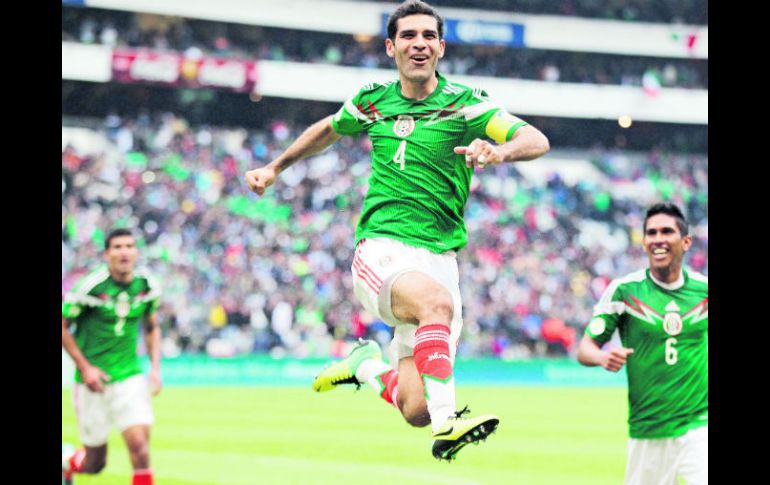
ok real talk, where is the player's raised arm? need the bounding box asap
[577,334,633,372]
[244,115,342,196]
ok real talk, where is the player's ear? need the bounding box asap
[682,235,693,252]
[385,38,395,58]
[438,38,446,58]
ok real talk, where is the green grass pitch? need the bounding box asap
[62,386,628,485]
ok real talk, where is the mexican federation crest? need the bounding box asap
[662,301,682,336]
[393,115,415,137]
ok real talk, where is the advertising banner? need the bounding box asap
[111,49,258,92]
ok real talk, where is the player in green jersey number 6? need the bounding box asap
[245,0,549,461]
[61,228,162,485]
[577,202,708,485]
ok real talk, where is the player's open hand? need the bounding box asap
[454,139,502,169]
[602,347,634,372]
[82,365,111,393]
[149,369,163,397]
[245,166,278,196]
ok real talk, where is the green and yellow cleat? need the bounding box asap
[312,338,382,392]
[431,406,499,462]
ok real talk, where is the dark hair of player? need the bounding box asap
[644,202,689,236]
[105,228,134,250]
[386,0,444,41]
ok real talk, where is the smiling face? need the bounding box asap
[105,235,138,281]
[385,14,445,86]
[643,213,692,282]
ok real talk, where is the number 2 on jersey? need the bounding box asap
[392,140,407,170]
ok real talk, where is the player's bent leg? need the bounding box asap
[312,338,386,392]
[391,272,457,431]
[82,445,107,473]
[71,382,110,474]
[391,271,500,461]
[62,443,105,484]
[396,357,430,427]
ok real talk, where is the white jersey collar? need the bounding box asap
[649,269,685,291]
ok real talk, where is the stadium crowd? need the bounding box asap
[62,7,707,89]
[62,112,708,360]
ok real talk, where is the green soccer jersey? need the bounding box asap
[332,71,528,253]
[585,268,708,439]
[62,266,161,384]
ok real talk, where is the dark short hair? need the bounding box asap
[386,0,444,41]
[644,202,689,236]
[105,228,134,250]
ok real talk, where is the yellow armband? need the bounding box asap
[485,110,528,144]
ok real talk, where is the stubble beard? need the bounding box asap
[398,56,437,85]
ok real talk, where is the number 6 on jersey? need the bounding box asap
[665,337,678,365]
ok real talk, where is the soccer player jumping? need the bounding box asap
[245,0,549,461]
[577,203,708,484]
[62,229,162,484]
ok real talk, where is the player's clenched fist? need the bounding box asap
[602,347,634,372]
[245,166,278,196]
[454,138,503,169]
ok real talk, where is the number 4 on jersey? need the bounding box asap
[392,140,407,170]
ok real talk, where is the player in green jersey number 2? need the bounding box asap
[577,203,708,485]
[61,229,162,485]
[245,0,549,462]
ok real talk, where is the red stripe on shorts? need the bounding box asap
[354,245,382,282]
[353,257,381,294]
[354,255,382,286]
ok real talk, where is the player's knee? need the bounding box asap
[399,397,430,428]
[83,453,107,474]
[404,407,431,428]
[418,290,453,325]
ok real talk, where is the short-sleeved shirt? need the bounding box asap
[332,71,528,253]
[62,267,161,383]
[585,268,708,439]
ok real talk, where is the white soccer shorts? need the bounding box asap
[351,237,463,367]
[625,425,708,485]
[73,374,155,447]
